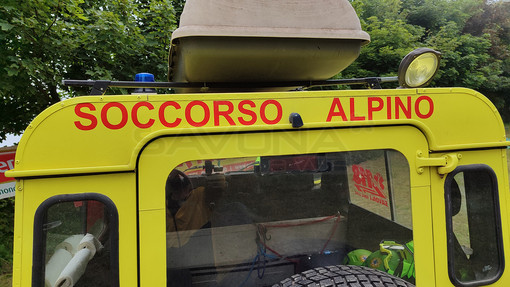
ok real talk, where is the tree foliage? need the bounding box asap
[341,16,424,80]
[347,0,510,117]
[0,0,177,141]
[0,0,510,136]
[0,198,14,262]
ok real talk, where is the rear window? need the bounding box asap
[33,194,119,287]
[166,150,413,286]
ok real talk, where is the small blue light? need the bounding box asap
[135,73,155,82]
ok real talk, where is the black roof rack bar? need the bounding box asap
[63,76,398,95]
[63,80,196,89]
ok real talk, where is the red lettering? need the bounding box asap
[214,101,236,126]
[185,101,210,127]
[260,100,282,125]
[74,103,97,131]
[415,96,434,119]
[352,165,365,185]
[395,97,412,119]
[159,101,182,128]
[0,156,14,182]
[101,102,128,130]
[374,173,385,194]
[326,98,347,122]
[238,100,257,125]
[350,98,365,121]
[368,97,384,120]
[386,97,392,120]
[363,168,374,188]
[0,159,14,172]
[132,102,155,129]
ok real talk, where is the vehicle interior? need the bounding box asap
[166,150,413,287]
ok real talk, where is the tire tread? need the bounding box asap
[272,265,415,287]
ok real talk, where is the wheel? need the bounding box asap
[272,265,415,287]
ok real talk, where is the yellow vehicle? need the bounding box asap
[7,0,510,287]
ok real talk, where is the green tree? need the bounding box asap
[340,16,424,83]
[0,0,177,141]
[171,0,186,22]
[0,198,14,263]
[352,0,405,21]
[347,0,509,115]
[402,0,480,34]
[426,22,491,87]
[463,0,510,117]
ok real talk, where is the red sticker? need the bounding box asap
[351,165,388,207]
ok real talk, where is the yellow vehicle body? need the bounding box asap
[7,87,510,287]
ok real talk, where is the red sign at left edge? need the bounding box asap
[0,151,16,184]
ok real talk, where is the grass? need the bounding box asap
[0,258,12,287]
[0,275,12,287]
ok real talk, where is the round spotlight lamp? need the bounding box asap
[398,48,441,88]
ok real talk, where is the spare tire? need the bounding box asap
[272,265,415,287]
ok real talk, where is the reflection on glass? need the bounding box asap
[447,168,503,285]
[166,151,413,287]
[43,200,112,287]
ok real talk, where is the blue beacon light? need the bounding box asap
[133,73,156,94]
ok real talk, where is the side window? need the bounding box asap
[165,150,413,287]
[33,194,119,287]
[445,165,504,286]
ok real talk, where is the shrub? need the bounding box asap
[0,198,14,263]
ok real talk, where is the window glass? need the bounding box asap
[346,150,412,228]
[387,151,413,228]
[166,150,413,287]
[35,195,118,287]
[445,165,504,286]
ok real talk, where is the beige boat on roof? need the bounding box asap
[168,0,370,90]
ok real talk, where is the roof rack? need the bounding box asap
[63,77,398,95]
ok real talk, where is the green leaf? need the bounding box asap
[0,22,14,31]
